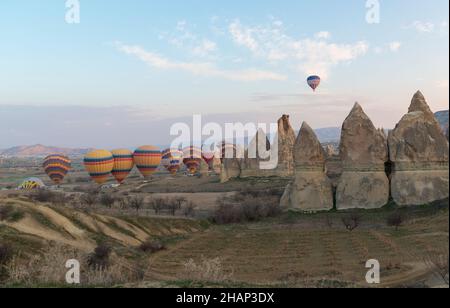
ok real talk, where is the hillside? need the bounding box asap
[0,144,92,158]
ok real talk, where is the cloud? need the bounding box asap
[229,20,259,52]
[315,31,331,40]
[192,39,217,57]
[228,19,368,79]
[389,41,402,52]
[407,21,436,33]
[115,42,286,82]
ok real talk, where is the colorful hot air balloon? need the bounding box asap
[18,177,45,190]
[133,146,162,178]
[111,149,134,184]
[161,148,183,175]
[83,150,114,185]
[183,146,203,175]
[42,154,72,185]
[307,75,321,92]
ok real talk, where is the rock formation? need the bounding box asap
[221,115,296,182]
[281,122,333,212]
[275,115,296,176]
[336,103,390,210]
[388,91,449,205]
[240,129,274,177]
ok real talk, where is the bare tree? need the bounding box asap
[99,194,116,209]
[129,196,144,215]
[80,192,98,208]
[167,198,183,216]
[183,201,197,217]
[150,198,166,215]
[341,214,362,232]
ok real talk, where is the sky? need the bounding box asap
[0,0,449,149]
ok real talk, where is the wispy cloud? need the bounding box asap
[436,79,449,89]
[389,41,402,52]
[228,19,368,79]
[115,42,286,82]
[404,20,449,34]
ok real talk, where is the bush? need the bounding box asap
[99,194,116,209]
[183,257,232,283]
[29,190,56,203]
[80,191,98,207]
[211,195,280,224]
[0,205,13,221]
[87,243,111,270]
[387,212,404,230]
[139,240,165,254]
[341,214,362,232]
[0,243,12,266]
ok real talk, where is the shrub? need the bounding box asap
[387,212,404,230]
[182,257,232,283]
[29,190,55,203]
[0,205,13,221]
[80,192,98,207]
[341,214,362,232]
[87,243,111,270]
[139,240,165,254]
[211,195,280,224]
[0,243,12,266]
[99,194,116,209]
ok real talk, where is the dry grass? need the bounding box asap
[3,244,145,287]
[182,257,233,283]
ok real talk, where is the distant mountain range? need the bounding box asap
[0,144,93,158]
[435,110,449,134]
[2,111,447,158]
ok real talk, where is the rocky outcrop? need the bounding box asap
[388,91,449,205]
[281,122,333,212]
[336,103,390,210]
[222,115,296,182]
[275,115,296,176]
[240,129,276,178]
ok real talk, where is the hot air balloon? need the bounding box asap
[83,150,114,185]
[111,149,134,184]
[182,146,203,175]
[161,148,183,175]
[18,177,45,190]
[307,75,321,92]
[133,146,162,178]
[42,154,72,185]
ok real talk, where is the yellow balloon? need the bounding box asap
[133,146,162,178]
[111,149,134,184]
[83,150,114,184]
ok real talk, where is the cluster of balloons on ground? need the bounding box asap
[41,145,227,185]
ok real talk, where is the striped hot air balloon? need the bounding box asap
[133,146,162,178]
[183,146,203,175]
[18,177,45,190]
[161,148,183,175]
[42,154,72,185]
[307,75,321,92]
[111,149,134,184]
[83,150,114,185]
